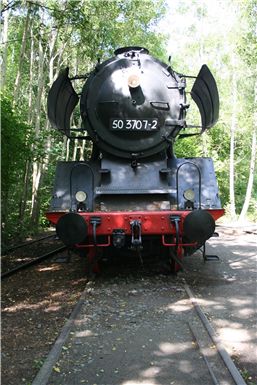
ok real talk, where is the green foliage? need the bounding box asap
[2,0,256,245]
[1,94,34,242]
[167,0,257,219]
[2,0,168,242]
[46,0,167,66]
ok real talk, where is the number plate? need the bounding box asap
[111,118,159,131]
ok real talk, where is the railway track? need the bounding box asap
[1,246,67,279]
[185,284,247,385]
[31,273,247,385]
[2,228,255,385]
[4,234,56,254]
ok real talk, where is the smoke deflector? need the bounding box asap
[191,64,219,132]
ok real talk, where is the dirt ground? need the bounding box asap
[1,239,88,385]
[182,226,257,385]
[1,226,256,385]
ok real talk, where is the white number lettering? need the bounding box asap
[143,120,148,129]
[112,119,118,129]
[112,119,124,129]
[126,120,132,129]
[151,119,158,129]
[136,120,142,129]
[117,120,123,129]
[112,119,158,130]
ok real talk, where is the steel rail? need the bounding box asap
[184,283,247,385]
[1,246,67,279]
[4,234,56,254]
[188,322,220,385]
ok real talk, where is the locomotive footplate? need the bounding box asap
[47,209,224,249]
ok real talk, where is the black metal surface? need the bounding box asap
[48,156,221,213]
[184,210,215,243]
[114,46,149,55]
[202,243,220,261]
[69,163,94,211]
[130,220,142,247]
[47,48,220,159]
[191,65,219,131]
[96,155,174,195]
[80,48,186,158]
[168,157,221,210]
[56,213,88,246]
[51,161,97,212]
[176,161,201,209]
[112,230,126,248]
[47,68,79,135]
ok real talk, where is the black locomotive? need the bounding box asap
[47,46,224,272]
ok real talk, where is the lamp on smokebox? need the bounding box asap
[75,190,87,211]
[183,188,195,210]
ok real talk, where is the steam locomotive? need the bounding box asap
[46,46,224,272]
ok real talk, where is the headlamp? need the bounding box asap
[75,191,87,202]
[128,73,140,88]
[183,189,195,201]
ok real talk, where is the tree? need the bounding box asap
[1,0,10,89]
[1,95,33,242]
[1,0,168,239]
[237,0,257,222]
[167,0,257,221]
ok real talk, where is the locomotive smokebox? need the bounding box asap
[184,210,215,243]
[56,213,87,246]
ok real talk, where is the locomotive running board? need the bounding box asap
[191,65,219,132]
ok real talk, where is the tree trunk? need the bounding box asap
[72,139,79,161]
[1,1,9,89]
[30,27,59,227]
[66,138,70,161]
[34,36,45,136]
[229,56,237,220]
[80,140,86,161]
[62,137,68,159]
[27,27,35,124]
[18,160,31,224]
[238,80,257,222]
[30,31,46,226]
[30,162,43,228]
[13,3,31,105]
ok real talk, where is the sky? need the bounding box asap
[160,0,239,68]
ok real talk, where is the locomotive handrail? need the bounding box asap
[75,236,111,248]
[176,161,202,210]
[161,235,197,247]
